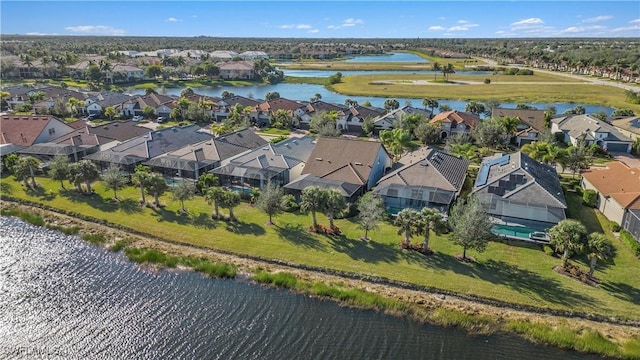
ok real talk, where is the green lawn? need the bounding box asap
[2,174,639,321]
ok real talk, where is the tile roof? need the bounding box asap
[258,98,303,113]
[491,108,546,132]
[284,174,362,198]
[430,110,480,129]
[552,114,631,143]
[372,105,431,126]
[611,116,640,136]
[302,137,388,185]
[87,121,151,142]
[581,161,640,209]
[50,127,113,146]
[473,151,566,209]
[0,115,72,146]
[377,147,469,192]
[89,92,134,108]
[222,95,261,108]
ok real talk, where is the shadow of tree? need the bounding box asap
[191,212,217,229]
[118,198,143,214]
[274,223,326,250]
[225,220,265,235]
[325,234,401,264]
[408,252,598,307]
[25,186,57,201]
[600,281,640,303]
[0,181,14,195]
[150,206,191,225]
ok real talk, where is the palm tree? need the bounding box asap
[14,156,40,187]
[395,208,419,247]
[205,187,226,219]
[586,233,614,277]
[549,219,588,268]
[422,98,438,118]
[324,189,347,229]
[48,155,70,189]
[442,63,455,81]
[66,97,84,117]
[75,160,100,194]
[431,62,441,81]
[99,60,112,84]
[300,186,326,229]
[131,165,151,204]
[102,165,127,199]
[172,181,195,212]
[380,128,416,161]
[222,190,241,221]
[144,172,169,207]
[104,106,116,121]
[415,208,445,253]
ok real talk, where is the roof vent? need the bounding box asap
[315,157,323,161]
[354,162,362,165]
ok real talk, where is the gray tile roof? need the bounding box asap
[284,174,361,198]
[372,105,431,126]
[552,114,632,143]
[473,151,566,209]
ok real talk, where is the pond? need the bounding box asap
[342,52,429,63]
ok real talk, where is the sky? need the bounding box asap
[1,1,639,38]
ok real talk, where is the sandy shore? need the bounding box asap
[6,202,640,345]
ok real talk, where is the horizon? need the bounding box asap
[1,1,639,39]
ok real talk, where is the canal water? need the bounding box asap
[0,216,600,359]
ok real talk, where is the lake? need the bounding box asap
[0,216,599,359]
[342,53,429,63]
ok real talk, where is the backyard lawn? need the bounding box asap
[1,174,639,321]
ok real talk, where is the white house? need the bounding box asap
[551,114,632,153]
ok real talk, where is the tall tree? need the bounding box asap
[415,208,446,253]
[144,172,169,207]
[395,208,419,247]
[548,219,588,268]
[300,186,326,229]
[69,160,100,194]
[256,182,284,225]
[380,128,417,161]
[196,173,218,195]
[384,98,400,111]
[14,156,40,188]
[586,233,614,277]
[102,164,127,199]
[356,192,386,241]
[222,190,241,221]
[442,63,455,81]
[48,155,70,189]
[448,195,493,260]
[414,122,441,145]
[324,189,347,229]
[422,98,438,118]
[104,106,116,121]
[565,143,593,177]
[131,165,151,204]
[472,117,507,148]
[465,101,486,117]
[172,181,196,212]
[431,62,441,81]
[205,187,226,219]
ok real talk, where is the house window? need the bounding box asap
[410,189,424,200]
[48,128,56,135]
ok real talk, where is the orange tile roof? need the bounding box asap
[430,110,480,128]
[582,161,640,209]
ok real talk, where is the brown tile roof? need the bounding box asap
[258,98,303,113]
[66,120,89,129]
[88,121,151,142]
[0,115,67,146]
[492,108,546,131]
[582,161,640,209]
[430,110,480,129]
[302,137,388,185]
[611,116,640,136]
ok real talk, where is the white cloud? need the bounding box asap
[279,24,294,29]
[328,18,364,30]
[560,25,606,34]
[583,15,613,23]
[26,32,58,36]
[428,19,477,33]
[447,26,470,32]
[279,24,312,30]
[308,29,319,34]
[166,17,181,22]
[428,26,445,31]
[64,25,126,36]
[296,24,312,29]
[511,17,544,29]
[630,19,640,24]
[612,23,640,32]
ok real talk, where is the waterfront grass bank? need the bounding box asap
[1,202,639,359]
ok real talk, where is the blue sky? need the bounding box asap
[1,1,639,38]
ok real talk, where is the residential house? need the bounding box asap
[370,105,431,132]
[256,98,304,126]
[108,64,145,83]
[492,107,547,146]
[209,51,238,61]
[212,136,315,190]
[581,161,640,241]
[295,101,347,125]
[116,93,177,119]
[179,93,222,119]
[430,110,480,141]
[2,85,33,110]
[284,137,393,202]
[610,116,640,142]
[374,147,469,215]
[83,124,214,172]
[144,128,267,180]
[551,114,632,153]
[85,92,134,116]
[239,51,269,60]
[0,115,74,147]
[337,105,385,132]
[215,95,262,122]
[218,61,256,80]
[473,151,567,230]
[28,87,88,114]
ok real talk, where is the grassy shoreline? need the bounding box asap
[1,203,639,358]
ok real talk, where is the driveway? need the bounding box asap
[611,152,640,168]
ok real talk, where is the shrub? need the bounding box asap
[280,194,299,212]
[582,189,597,207]
[619,230,640,257]
[609,221,621,232]
[252,270,297,288]
[81,233,107,244]
[543,245,555,256]
[484,78,491,84]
